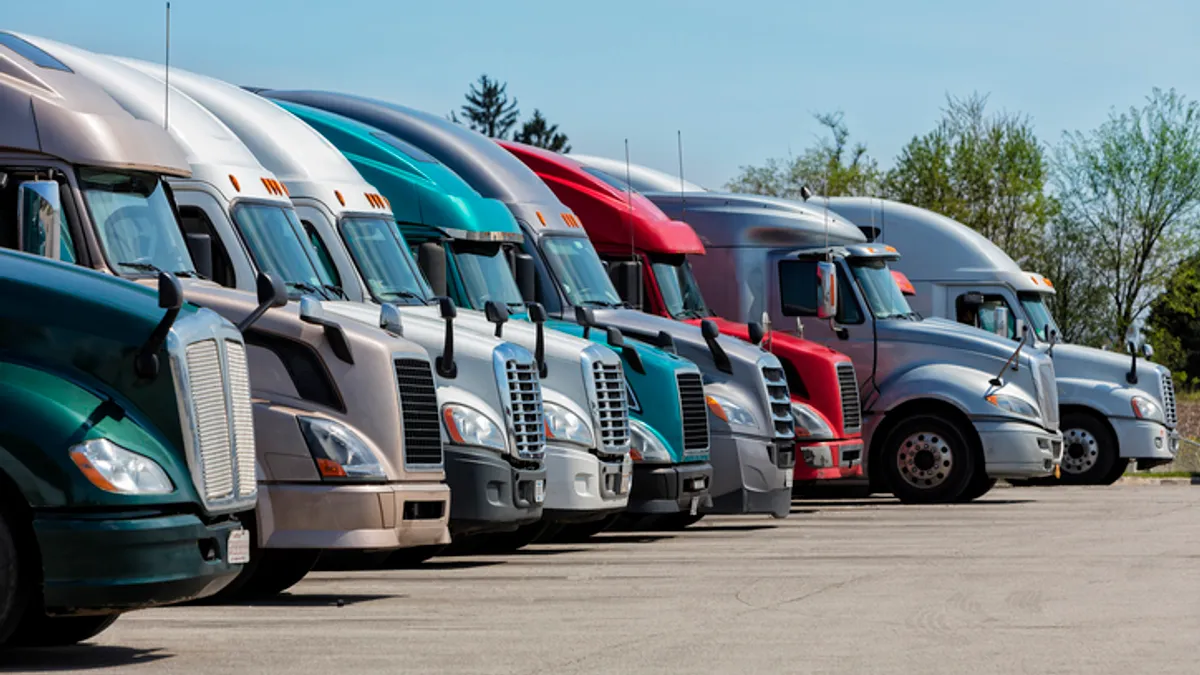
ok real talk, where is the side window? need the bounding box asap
[956,293,1016,338]
[301,221,341,287]
[178,206,236,288]
[778,260,819,315]
[836,273,863,324]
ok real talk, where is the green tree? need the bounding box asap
[883,94,1054,266]
[1035,212,1110,345]
[1054,88,1200,342]
[726,112,880,197]
[513,109,571,152]
[1146,254,1200,389]
[452,74,520,139]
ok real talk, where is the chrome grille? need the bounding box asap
[186,340,234,500]
[761,365,795,440]
[395,358,442,467]
[505,360,545,460]
[225,340,257,497]
[677,372,709,454]
[1160,369,1178,427]
[592,361,630,450]
[836,362,862,434]
[1036,360,1059,430]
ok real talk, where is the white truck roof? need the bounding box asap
[117,59,391,221]
[571,154,708,194]
[824,197,1055,295]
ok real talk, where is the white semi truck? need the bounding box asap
[821,198,1179,484]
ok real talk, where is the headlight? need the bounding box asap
[705,394,757,429]
[69,439,174,495]
[986,394,1040,420]
[791,402,833,440]
[442,404,507,453]
[1131,395,1164,422]
[629,418,673,464]
[543,402,595,448]
[299,417,387,480]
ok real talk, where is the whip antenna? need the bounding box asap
[624,139,636,303]
[677,130,686,223]
[163,1,171,130]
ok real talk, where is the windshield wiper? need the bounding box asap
[322,283,348,300]
[580,299,622,308]
[117,261,164,274]
[286,281,323,296]
[380,289,426,303]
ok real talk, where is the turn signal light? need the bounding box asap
[335,190,345,206]
[706,395,728,422]
[228,174,241,192]
[315,458,347,478]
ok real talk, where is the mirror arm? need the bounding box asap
[1126,349,1138,385]
[704,334,733,374]
[438,316,457,378]
[990,327,1028,387]
[135,306,181,380]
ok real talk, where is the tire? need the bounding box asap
[1058,413,1118,485]
[6,613,119,647]
[880,415,975,503]
[382,545,446,568]
[0,511,29,645]
[956,470,998,502]
[238,550,320,599]
[1100,457,1131,486]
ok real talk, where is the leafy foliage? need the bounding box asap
[1147,254,1200,390]
[726,112,880,197]
[513,109,571,152]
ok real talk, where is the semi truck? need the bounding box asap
[821,197,1178,484]
[12,34,453,593]
[265,100,634,542]
[575,158,1063,502]
[0,37,259,645]
[264,92,798,522]
[503,142,866,486]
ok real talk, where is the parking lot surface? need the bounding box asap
[3,485,1198,674]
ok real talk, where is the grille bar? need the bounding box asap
[761,365,795,440]
[395,358,443,467]
[1160,369,1178,427]
[677,372,709,453]
[225,340,257,497]
[592,361,630,450]
[506,360,545,460]
[836,362,862,434]
[1037,361,1059,430]
[186,339,234,501]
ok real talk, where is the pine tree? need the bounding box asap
[514,109,571,152]
[453,74,520,139]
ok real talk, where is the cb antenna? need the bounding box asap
[163,1,171,130]
[880,197,887,245]
[624,139,636,303]
[677,130,686,224]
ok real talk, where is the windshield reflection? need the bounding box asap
[652,258,710,319]
[849,259,916,320]
[80,169,196,277]
[233,203,336,298]
[340,217,432,304]
[542,235,623,307]
[1019,292,1058,341]
[452,241,525,310]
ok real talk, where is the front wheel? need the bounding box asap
[0,510,29,645]
[6,613,119,647]
[881,415,975,503]
[238,550,320,599]
[956,470,998,502]
[1059,413,1118,485]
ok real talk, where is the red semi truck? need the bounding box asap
[502,142,864,485]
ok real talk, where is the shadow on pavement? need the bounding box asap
[505,547,585,556]
[235,593,391,607]
[416,559,506,571]
[792,499,900,508]
[686,524,778,533]
[0,645,171,671]
[589,534,675,544]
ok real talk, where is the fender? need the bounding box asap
[868,363,1029,421]
[0,360,197,511]
[1056,377,1143,420]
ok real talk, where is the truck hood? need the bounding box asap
[1047,343,1166,398]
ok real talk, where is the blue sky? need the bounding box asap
[6,0,1199,187]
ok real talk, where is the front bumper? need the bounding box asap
[258,481,451,550]
[445,447,545,536]
[1109,417,1178,460]
[627,461,713,515]
[34,511,245,614]
[541,443,631,523]
[706,432,794,517]
[794,438,865,482]
[976,420,1063,478]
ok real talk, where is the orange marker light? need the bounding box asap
[335,190,346,206]
[442,408,465,444]
[315,458,347,478]
[281,182,289,196]
[229,174,241,192]
[69,450,118,492]
[1044,278,1053,288]
[705,395,728,422]
[536,211,546,226]
[885,245,897,253]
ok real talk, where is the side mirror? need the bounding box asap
[185,232,214,280]
[135,271,186,380]
[298,292,354,364]
[417,242,448,298]
[700,318,732,374]
[799,185,813,202]
[606,326,624,348]
[484,300,509,337]
[237,272,287,332]
[514,253,537,303]
[816,261,837,320]
[1015,318,1027,343]
[380,303,404,336]
[747,322,765,346]
[298,296,325,324]
[157,271,184,310]
[608,260,643,308]
[655,330,677,355]
[527,302,548,376]
[17,180,62,258]
[1141,342,1155,359]
[575,305,595,339]
[436,297,457,378]
[991,306,1009,338]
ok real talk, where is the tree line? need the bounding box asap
[450,74,570,152]
[727,91,1200,390]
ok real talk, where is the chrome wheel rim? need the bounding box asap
[897,432,953,489]
[1062,428,1099,474]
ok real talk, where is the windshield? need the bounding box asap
[233,202,334,297]
[1019,291,1058,341]
[849,259,915,319]
[452,241,525,310]
[340,216,432,304]
[652,258,710,319]
[79,169,196,277]
[542,235,623,307]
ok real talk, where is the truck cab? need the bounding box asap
[120,61,549,541]
[0,37,257,644]
[607,182,1064,503]
[823,197,1178,483]
[507,143,866,486]
[11,34,454,594]
[267,101,635,540]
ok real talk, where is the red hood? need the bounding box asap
[682,316,851,364]
[499,140,705,255]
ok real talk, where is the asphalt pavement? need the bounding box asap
[3,485,1197,674]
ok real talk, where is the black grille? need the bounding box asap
[836,362,862,434]
[761,365,795,440]
[677,372,710,453]
[395,359,443,466]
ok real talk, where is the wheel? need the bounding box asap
[956,470,998,502]
[0,510,30,645]
[6,613,119,647]
[238,550,321,599]
[382,545,446,568]
[1100,457,1131,486]
[1058,413,1118,485]
[880,415,975,503]
[552,514,621,542]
